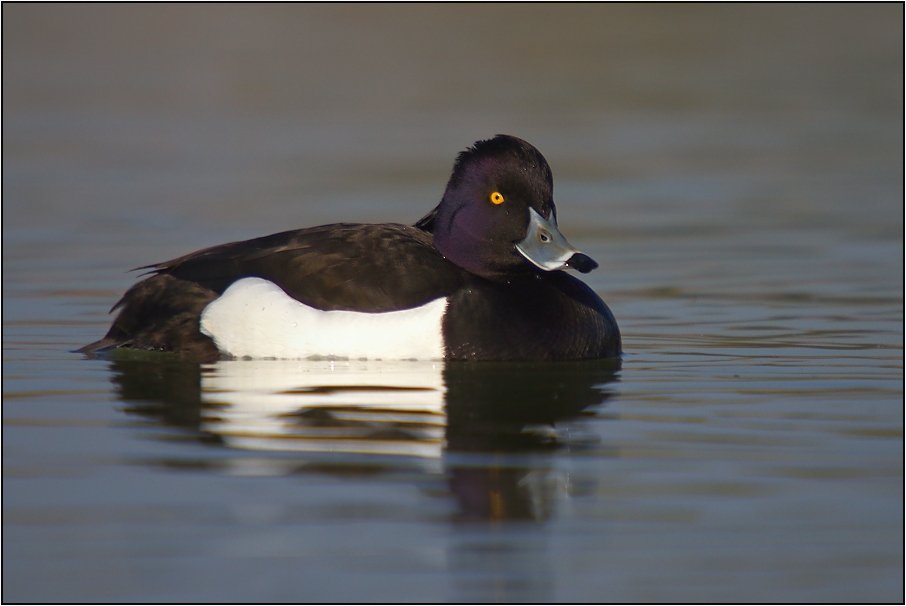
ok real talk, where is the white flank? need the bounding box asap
[200,277,447,360]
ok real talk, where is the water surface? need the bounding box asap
[3,5,903,602]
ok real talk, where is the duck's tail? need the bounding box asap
[77,274,221,361]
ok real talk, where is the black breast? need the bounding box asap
[442,271,621,361]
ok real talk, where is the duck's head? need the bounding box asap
[419,135,597,279]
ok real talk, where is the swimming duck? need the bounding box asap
[79,135,621,362]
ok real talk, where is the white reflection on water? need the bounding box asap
[200,359,446,464]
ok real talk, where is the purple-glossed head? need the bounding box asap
[424,135,598,279]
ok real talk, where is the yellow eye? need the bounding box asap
[490,191,505,205]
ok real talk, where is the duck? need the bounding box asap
[78,135,621,362]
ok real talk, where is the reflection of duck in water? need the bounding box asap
[80,135,620,362]
[111,357,619,521]
[443,361,619,521]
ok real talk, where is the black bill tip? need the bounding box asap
[566,253,598,273]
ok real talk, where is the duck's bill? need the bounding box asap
[515,208,599,274]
